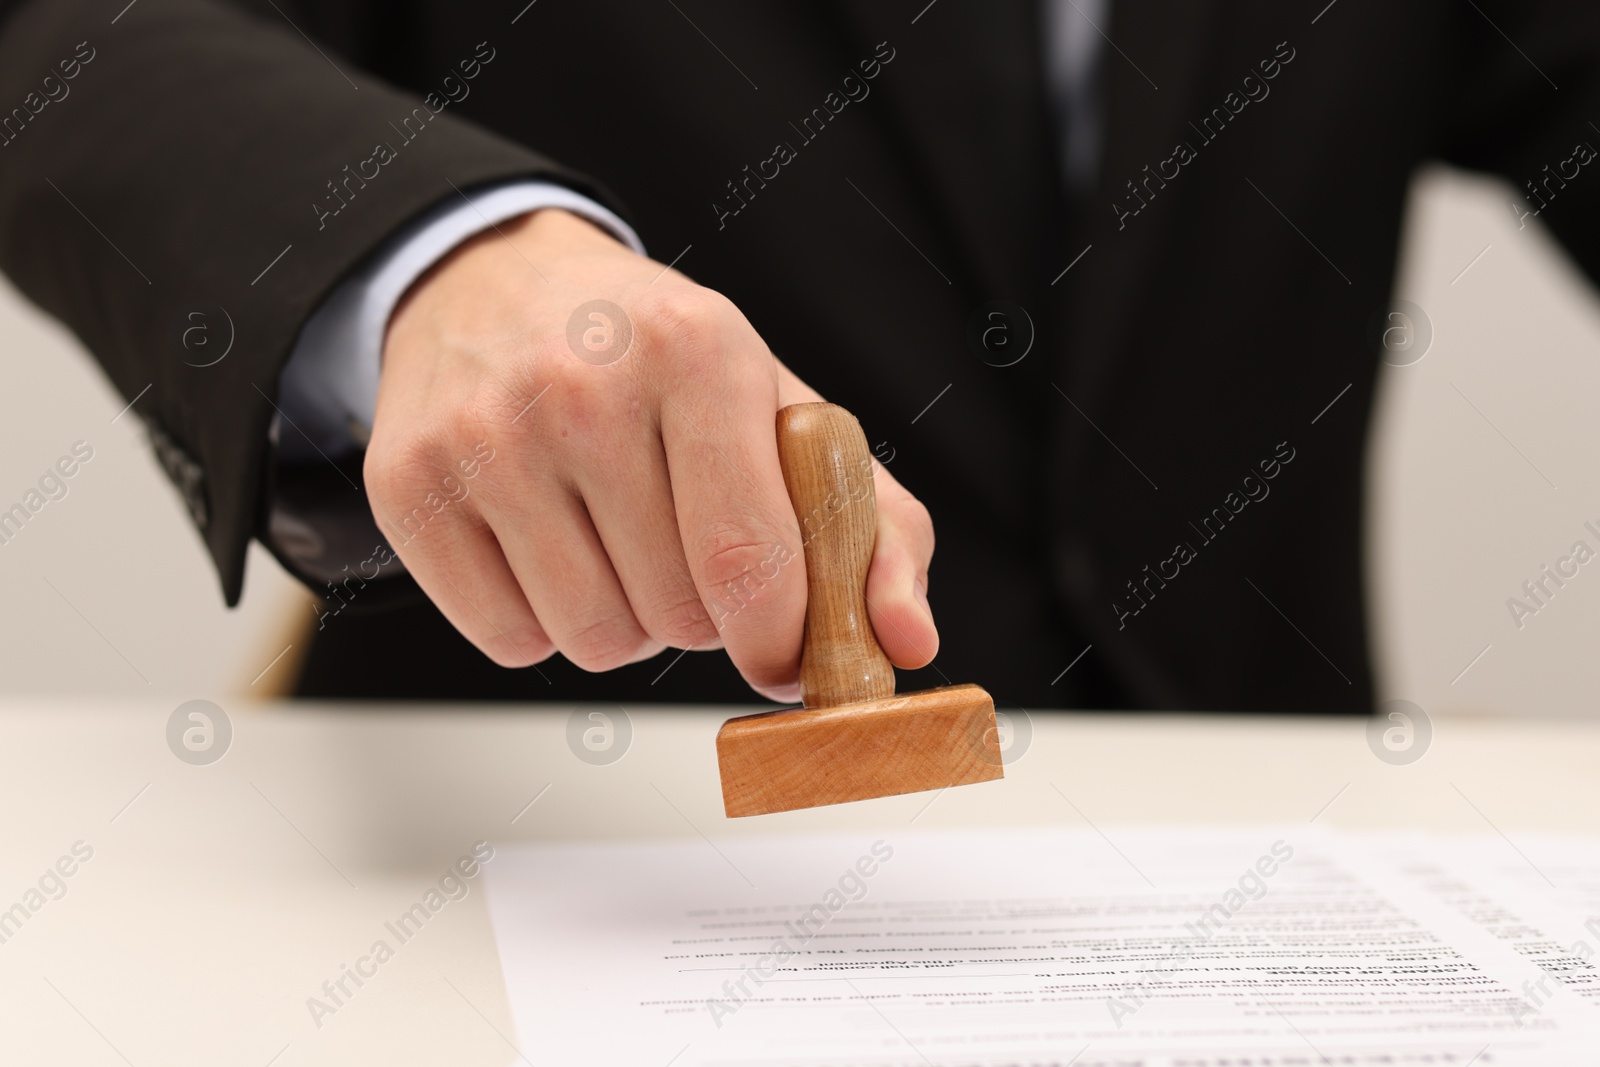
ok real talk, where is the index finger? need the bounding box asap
[657,321,812,701]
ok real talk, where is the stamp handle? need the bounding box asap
[775,403,896,708]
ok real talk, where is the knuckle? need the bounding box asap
[364,435,444,515]
[643,587,718,647]
[637,285,732,360]
[542,375,616,436]
[368,448,479,548]
[696,533,794,618]
[559,610,650,672]
[461,379,525,443]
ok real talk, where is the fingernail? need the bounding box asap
[914,577,931,620]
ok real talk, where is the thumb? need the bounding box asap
[864,466,939,668]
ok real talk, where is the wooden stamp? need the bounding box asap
[716,402,1003,818]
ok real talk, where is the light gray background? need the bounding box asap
[0,166,1594,711]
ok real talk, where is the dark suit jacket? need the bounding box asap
[1,0,1596,712]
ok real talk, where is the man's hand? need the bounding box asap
[365,208,938,701]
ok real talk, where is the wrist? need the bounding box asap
[510,205,632,248]
[389,208,628,338]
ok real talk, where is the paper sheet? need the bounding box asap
[483,827,1600,1065]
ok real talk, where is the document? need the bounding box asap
[483,827,1600,1065]
[1368,833,1600,1007]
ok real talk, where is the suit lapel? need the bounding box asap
[832,0,1219,381]
[833,0,1061,299]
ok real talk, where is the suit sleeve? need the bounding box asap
[1435,0,1600,283]
[0,0,630,605]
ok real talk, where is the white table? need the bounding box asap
[1,699,1593,1065]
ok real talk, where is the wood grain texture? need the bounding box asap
[775,403,895,709]
[716,684,1003,817]
[715,402,1003,818]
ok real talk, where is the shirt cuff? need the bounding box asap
[274,180,644,462]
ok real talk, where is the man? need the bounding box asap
[0,0,1594,712]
